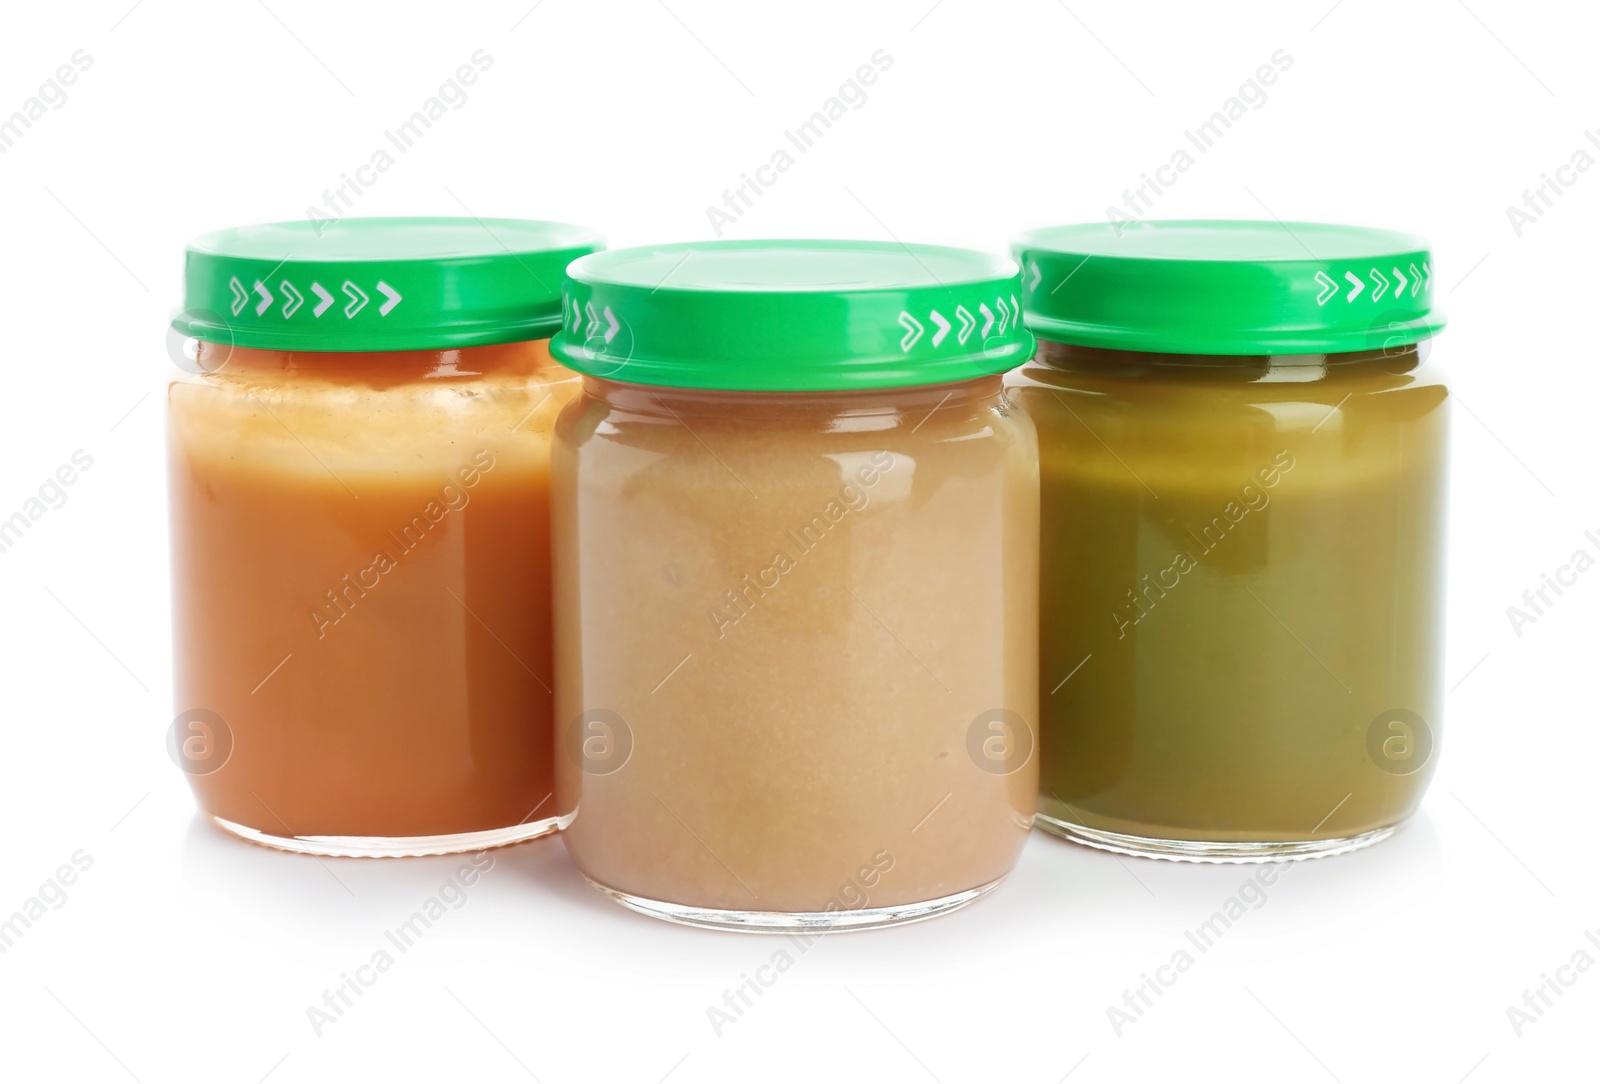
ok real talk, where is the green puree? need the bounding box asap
[1011,343,1448,846]
[1011,219,1450,857]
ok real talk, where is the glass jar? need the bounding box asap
[549,240,1039,930]
[166,217,601,856]
[1009,220,1449,862]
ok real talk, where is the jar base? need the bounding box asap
[209,814,566,858]
[1035,813,1400,863]
[581,875,1005,933]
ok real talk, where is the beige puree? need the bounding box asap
[553,375,1039,915]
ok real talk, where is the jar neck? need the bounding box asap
[188,338,561,383]
[582,374,1006,420]
[1032,339,1429,382]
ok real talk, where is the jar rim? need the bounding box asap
[1015,219,1445,355]
[172,217,602,353]
[549,239,1034,391]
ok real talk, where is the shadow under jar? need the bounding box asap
[1009,220,1449,862]
[166,217,600,857]
[549,240,1040,931]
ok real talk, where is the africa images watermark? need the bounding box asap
[0,449,95,557]
[1504,926,1600,1037]
[306,850,495,1037]
[706,451,895,638]
[0,850,94,956]
[705,848,896,1038]
[1505,129,1600,238]
[1107,860,1292,1037]
[706,49,894,236]
[1504,527,1600,637]
[1105,49,1293,233]
[308,450,496,638]
[305,49,494,233]
[0,50,92,155]
[1112,450,1296,638]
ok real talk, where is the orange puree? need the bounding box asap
[168,340,577,855]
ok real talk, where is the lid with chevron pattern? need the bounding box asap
[550,239,1034,391]
[174,217,602,352]
[1014,220,1444,355]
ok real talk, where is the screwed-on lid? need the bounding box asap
[1014,220,1445,355]
[173,217,603,351]
[548,239,1034,391]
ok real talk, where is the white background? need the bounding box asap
[1,1,1595,1080]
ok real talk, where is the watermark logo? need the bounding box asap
[166,308,237,374]
[1364,306,1432,366]
[1365,709,1432,776]
[564,295,635,379]
[966,709,1034,776]
[166,709,234,776]
[567,709,633,775]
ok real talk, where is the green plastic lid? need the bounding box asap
[1014,220,1445,355]
[174,217,603,351]
[548,239,1034,391]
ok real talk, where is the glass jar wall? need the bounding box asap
[166,217,600,856]
[549,240,1040,929]
[1010,220,1449,861]
[1012,341,1447,858]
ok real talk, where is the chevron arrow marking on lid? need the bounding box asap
[280,281,303,318]
[1028,261,1042,290]
[1408,263,1421,297]
[955,305,975,345]
[1343,271,1364,302]
[979,302,994,336]
[603,306,620,344]
[376,281,402,316]
[897,311,923,352]
[252,280,273,316]
[310,282,334,318]
[229,277,249,316]
[1369,268,1389,302]
[929,309,951,347]
[342,281,368,318]
[1391,267,1407,298]
[1314,271,1338,306]
[995,297,1010,335]
[584,301,600,338]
